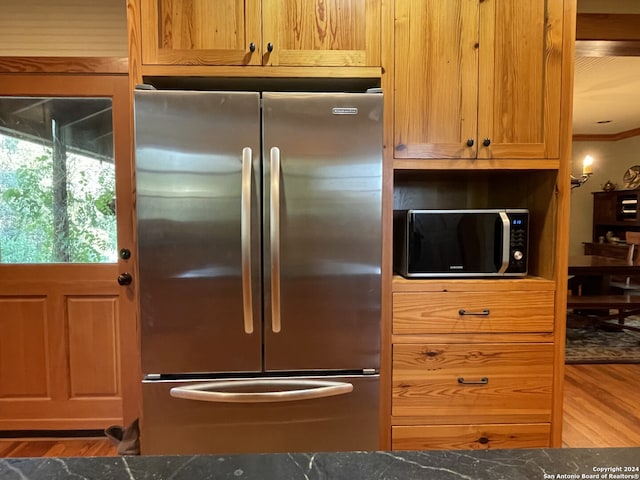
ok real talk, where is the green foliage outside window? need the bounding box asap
[0,133,117,263]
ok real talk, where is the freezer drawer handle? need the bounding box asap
[169,379,353,403]
[241,147,254,334]
[270,146,282,333]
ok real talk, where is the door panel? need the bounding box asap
[262,92,382,371]
[135,90,262,375]
[0,75,137,430]
[67,297,119,397]
[140,0,262,65]
[263,0,380,67]
[477,0,562,159]
[393,0,478,159]
[0,298,48,398]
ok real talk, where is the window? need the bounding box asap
[0,97,116,263]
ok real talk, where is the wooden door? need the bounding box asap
[140,0,262,65]
[262,0,380,67]
[393,0,478,159]
[0,75,139,430]
[477,0,562,159]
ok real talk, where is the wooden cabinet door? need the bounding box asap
[262,0,380,67]
[477,0,562,159]
[140,0,262,65]
[393,0,563,161]
[393,0,478,159]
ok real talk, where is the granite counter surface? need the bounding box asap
[1,448,639,479]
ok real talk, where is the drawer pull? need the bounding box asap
[458,377,489,385]
[458,309,490,316]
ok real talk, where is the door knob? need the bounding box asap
[267,42,274,52]
[482,138,491,147]
[117,273,133,286]
[249,42,256,53]
[466,138,474,147]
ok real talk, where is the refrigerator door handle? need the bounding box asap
[169,379,353,403]
[241,147,254,334]
[270,146,281,333]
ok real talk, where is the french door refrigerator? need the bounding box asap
[134,89,383,455]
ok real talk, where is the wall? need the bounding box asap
[569,135,640,255]
[0,0,127,57]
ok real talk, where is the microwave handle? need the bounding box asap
[498,212,510,274]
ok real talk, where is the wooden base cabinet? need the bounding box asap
[392,343,554,424]
[392,424,552,451]
[390,279,556,449]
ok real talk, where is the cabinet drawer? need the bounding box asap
[391,424,551,450]
[392,343,553,423]
[393,291,554,334]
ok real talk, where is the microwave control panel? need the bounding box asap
[508,211,529,273]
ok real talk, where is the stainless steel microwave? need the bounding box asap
[394,209,529,278]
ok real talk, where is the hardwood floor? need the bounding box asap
[563,363,640,447]
[1,364,639,457]
[0,438,116,457]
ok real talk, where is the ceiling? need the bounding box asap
[573,0,640,136]
[573,56,640,135]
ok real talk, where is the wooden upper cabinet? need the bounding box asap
[263,0,380,67]
[140,0,262,65]
[140,0,380,67]
[393,0,562,161]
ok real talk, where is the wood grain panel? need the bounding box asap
[67,297,120,397]
[0,0,127,57]
[0,298,49,398]
[160,0,245,50]
[477,0,562,159]
[392,343,553,423]
[393,0,478,159]
[392,276,555,292]
[0,57,127,74]
[264,0,380,67]
[392,423,551,450]
[141,0,262,65]
[393,291,555,334]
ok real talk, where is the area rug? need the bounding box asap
[565,317,640,364]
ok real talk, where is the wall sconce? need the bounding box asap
[571,155,593,189]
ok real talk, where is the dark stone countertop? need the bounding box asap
[1,448,639,479]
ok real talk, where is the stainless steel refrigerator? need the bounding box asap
[134,89,383,455]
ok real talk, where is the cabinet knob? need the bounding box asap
[466,138,474,147]
[267,42,274,53]
[119,248,131,260]
[482,138,491,147]
[249,42,256,53]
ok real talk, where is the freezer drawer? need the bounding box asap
[140,375,380,455]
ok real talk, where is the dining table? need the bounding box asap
[568,254,638,277]
[567,254,640,332]
[568,254,640,294]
